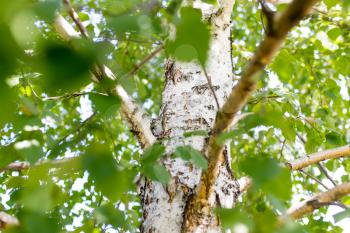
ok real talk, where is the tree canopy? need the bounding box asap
[0,0,350,232]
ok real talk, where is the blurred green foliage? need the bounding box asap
[0,0,349,232]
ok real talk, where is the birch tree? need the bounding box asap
[1,0,350,232]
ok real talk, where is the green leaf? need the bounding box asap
[270,50,295,82]
[201,0,217,4]
[183,130,208,137]
[326,131,344,146]
[108,14,141,36]
[14,140,44,164]
[33,0,60,23]
[0,145,21,168]
[82,144,131,201]
[333,209,350,223]
[0,22,22,79]
[324,0,337,8]
[141,143,165,164]
[20,182,63,213]
[216,207,254,230]
[90,93,121,117]
[17,211,60,233]
[327,27,342,41]
[240,157,292,200]
[38,39,96,94]
[95,204,126,228]
[143,163,171,185]
[174,146,208,170]
[274,220,305,233]
[166,7,210,64]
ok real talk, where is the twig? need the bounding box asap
[295,133,339,186]
[203,66,220,110]
[299,169,330,190]
[279,138,286,160]
[128,44,164,76]
[63,0,89,38]
[46,112,96,157]
[43,91,107,101]
[279,182,350,221]
[317,162,337,187]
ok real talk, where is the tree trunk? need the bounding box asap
[140,1,239,232]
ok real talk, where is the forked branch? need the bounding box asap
[199,0,319,206]
[183,0,319,231]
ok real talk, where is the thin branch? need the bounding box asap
[0,212,19,229]
[203,66,220,109]
[299,169,330,190]
[278,138,286,160]
[43,91,107,101]
[279,182,350,221]
[128,44,164,76]
[63,0,89,38]
[295,133,338,187]
[286,145,350,170]
[46,112,96,157]
[53,13,156,148]
[316,162,337,187]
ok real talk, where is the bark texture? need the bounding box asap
[141,1,239,232]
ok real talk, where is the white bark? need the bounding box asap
[141,1,239,232]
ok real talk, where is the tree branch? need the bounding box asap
[0,161,30,172]
[198,0,318,206]
[219,0,236,22]
[53,13,156,148]
[286,145,350,170]
[0,212,19,229]
[62,0,89,38]
[183,0,319,231]
[279,182,350,221]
